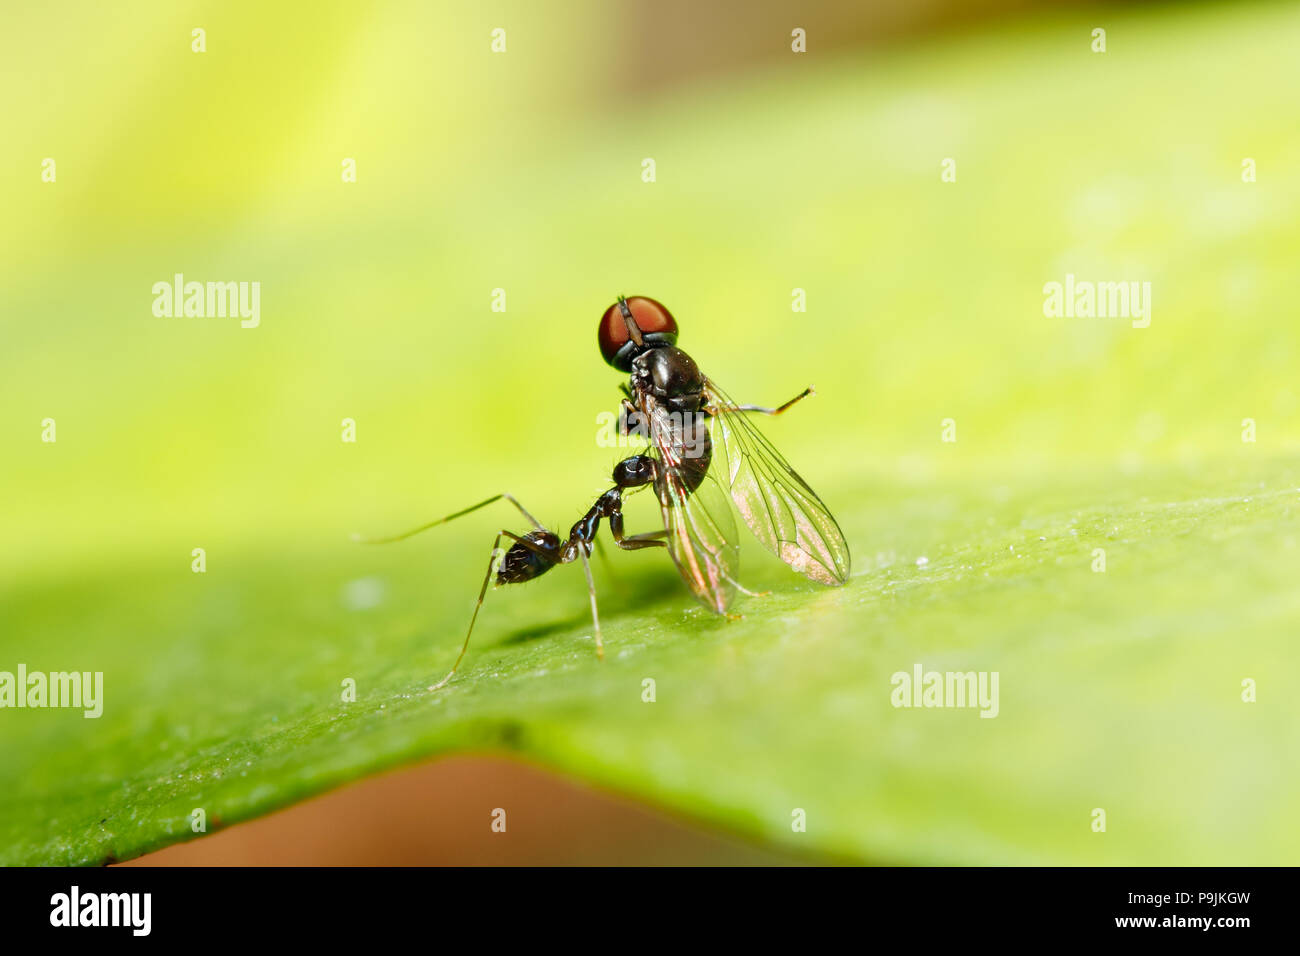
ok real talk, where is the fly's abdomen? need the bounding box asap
[667,412,712,496]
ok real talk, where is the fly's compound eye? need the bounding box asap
[598,295,679,371]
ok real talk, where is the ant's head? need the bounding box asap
[598,295,678,372]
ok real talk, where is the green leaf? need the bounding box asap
[4,461,1298,865]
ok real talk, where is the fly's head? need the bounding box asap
[598,295,678,373]
[598,295,703,410]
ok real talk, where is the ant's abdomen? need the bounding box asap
[497,530,561,584]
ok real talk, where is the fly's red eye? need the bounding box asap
[598,295,679,371]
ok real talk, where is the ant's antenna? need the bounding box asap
[617,294,644,347]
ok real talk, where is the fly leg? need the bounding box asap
[726,386,815,417]
[617,397,650,443]
[722,572,771,599]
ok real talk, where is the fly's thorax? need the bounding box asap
[631,347,705,411]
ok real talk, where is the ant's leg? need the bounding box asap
[429,529,558,691]
[728,387,815,417]
[614,528,668,551]
[354,493,543,544]
[606,456,668,551]
[554,491,616,660]
[577,547,604,660]
[430,532,507,691]
[607,493,668,551]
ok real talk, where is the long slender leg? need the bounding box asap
[606,455,762,597]
[429,532,509,691]
[354,493,542,544]
[731,386,815,417]
[609,506,667,551]
[615,530,668,550]
[577,547,604,660]
[429,529,564,690]
[722,571,771,598]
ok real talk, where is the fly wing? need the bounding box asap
[646,399,739,614]
[703,377,851,586]
[655,466,740,614]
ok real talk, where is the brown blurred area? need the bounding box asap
[615,0,1073,97]
[118,756,809,866]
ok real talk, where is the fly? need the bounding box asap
[357,294,851,689]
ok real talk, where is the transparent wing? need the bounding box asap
[655,464,740,614]
[646,401,739,614]
[703,377,851,586]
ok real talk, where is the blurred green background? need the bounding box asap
[1,0,1298,865]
